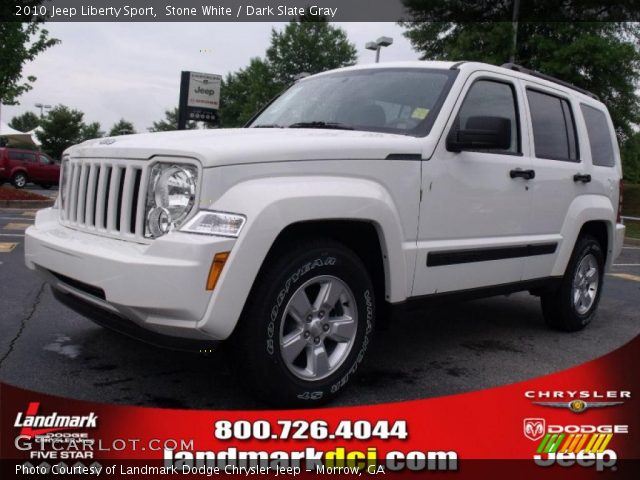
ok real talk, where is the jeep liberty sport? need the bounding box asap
[25,61,625,406]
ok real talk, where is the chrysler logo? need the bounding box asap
[533,400,624,413]
[524,418,546,441]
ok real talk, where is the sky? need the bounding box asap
[2,22,420,132]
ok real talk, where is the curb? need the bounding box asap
[0,199,54,209]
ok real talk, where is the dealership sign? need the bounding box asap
[178,71,222,128]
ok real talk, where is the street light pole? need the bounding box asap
[365,36,393,63]
[35,103,52,118]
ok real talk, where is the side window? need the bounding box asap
[8,151,23,161]
[23,153,37,163]
[526,89,579,162]
[39,155,51,165]
[457,80,520,153]
[580,104,615,167]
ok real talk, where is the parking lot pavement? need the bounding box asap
[0,206,638,409]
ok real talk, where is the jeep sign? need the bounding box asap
[187,72,221,109]
[178,71,222,129]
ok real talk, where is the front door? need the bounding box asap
[413,73,534,296]
[38,154,59,183]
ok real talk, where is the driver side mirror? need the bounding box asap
[446,116,511,152]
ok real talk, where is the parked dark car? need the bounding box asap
[0,147,60,189]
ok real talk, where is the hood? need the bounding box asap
[67,128,426,166]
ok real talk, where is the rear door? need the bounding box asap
[520,84,585,280]
[413,72,534,296]
[21,151,40,181]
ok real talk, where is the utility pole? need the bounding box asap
[510,0,521,63]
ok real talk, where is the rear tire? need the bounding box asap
[12,172,28,189]
[541,235,604,332]
[228,239,376,407]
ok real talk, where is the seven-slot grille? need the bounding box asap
[60,158,148,241]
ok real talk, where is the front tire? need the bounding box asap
[229,239,376,407]
[541,235,604,332]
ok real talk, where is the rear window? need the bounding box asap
[527,89,579,162]
[580,104,616,167]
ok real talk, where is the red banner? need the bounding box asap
[2,335,638,478]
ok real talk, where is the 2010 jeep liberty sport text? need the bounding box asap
[25,61,625,406]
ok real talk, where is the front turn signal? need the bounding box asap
[206,252,230,291]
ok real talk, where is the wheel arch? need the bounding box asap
[260,219,390,326]
[553,195,615,276]
[11,168,29,179]
[196,176,409,340]
[578,220,610,265]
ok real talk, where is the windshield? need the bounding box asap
[248,68,458,136]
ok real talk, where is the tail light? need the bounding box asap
[617,180,623,223]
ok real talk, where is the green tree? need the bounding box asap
[400,6,640,144]
[0,3,59,107]
[108,118,136,136]
[148,107,196,132]
[219,58,281,128]
[218,16,357,127]
[621,131,640,183]
[8,111,40,132]
[266,15,357,85]
[80,121,104,141]
[36,105,85,159]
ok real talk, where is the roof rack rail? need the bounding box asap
[501,63,599,101]
[449,61,467,70]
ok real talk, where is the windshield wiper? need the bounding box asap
[252,124,284,128]
[288,121,354,130]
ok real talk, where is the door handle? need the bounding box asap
[510,169,535,180]
[573,173,591,183]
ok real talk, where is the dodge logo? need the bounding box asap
[524,418,546,441]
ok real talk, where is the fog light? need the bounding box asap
[147,207,171,237]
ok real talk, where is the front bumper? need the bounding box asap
[25,208,235,341]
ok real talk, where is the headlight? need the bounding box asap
[181,211,246,237]
[145,163,197,238]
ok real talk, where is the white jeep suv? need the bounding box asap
[25,61,625,406]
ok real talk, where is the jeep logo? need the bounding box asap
[194,86,215,96]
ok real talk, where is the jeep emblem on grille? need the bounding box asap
[100,138,116,145]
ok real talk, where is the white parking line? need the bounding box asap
[0,216,34,221]
[0,233,24,237]
[622,246,640,250]
[612,263,640,267]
